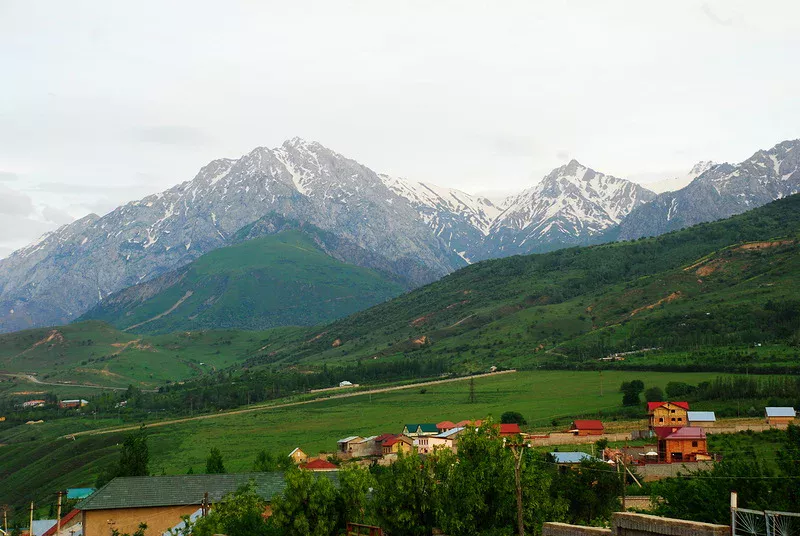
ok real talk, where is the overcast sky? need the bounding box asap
[1,1,799,258]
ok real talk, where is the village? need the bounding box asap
[9,401,796,536]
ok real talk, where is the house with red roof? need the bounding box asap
[455,419,482,428]
[381,435,413,455]
[647,401,689,429]
[436,420,456,433]
[299,459,339,472]
[654,426,709,463]
[569,420,604,436]
[498,423,522,437]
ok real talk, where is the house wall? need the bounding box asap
[662,438,708,463]
[82,505,198,536]
[543,513,729,536]
[767,416,795,426]
[576,429,604,436]
[649,406,687,428]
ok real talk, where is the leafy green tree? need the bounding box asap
[96,425,149,487]
[777,424,800,509]
[644,386,664,402]
[337,464,375,526]
[192,481,273,536]
[501,411,528,425]
[253,450,277,472]
[620,380,645,406]
[119,425,149,476]
[206,447,226,474]
[270,469,339,536]
[436,423,566,536]
[550,460,621,524]
[374,452,439,536]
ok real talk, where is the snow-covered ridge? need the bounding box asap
[379,175,500,235]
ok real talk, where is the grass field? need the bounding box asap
[0,369,729,510]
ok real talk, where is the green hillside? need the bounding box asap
[0,321,302,389]
[238,194,800,372]
[80,230,406,334]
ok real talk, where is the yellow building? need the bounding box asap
[288,447,308,464]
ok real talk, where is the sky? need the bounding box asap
[1,0,799,257]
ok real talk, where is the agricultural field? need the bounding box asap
[0,369,730,510]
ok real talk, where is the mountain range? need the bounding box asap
[0,137,798,333]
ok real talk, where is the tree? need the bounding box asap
[621,380,645,406]
[777,424,800,509]
[644,386,664,402]
[501,411,528,425]
[119,425,149,477]
[253,450,277,472]
[436,423,566,536]
[550,460,622,525]
[336,464,375,526]
[374,452,439,536]
[270,469,338,536]
[96,425,149,487]
[191,481,273,536]
[206,447,226,474]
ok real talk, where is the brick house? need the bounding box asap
[569,420,605,436]
[654,426,709,463]
[765,406,796,426]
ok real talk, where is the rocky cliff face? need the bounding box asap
[3,137,798,333]
[483,160,655,257]
[0,139,458,332]
[617,139,800,240]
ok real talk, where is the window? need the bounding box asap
[659,417,664,423]
[692,441,698,447]
[670,409,675,413]
[677,417,683,422]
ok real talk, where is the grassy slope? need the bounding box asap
[241,195,800,371]
[80,230,405,333]
[0,321,304,389]
[0,369,726,510]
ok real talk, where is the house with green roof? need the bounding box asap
[77,472,337,536]
[402,423,439,437]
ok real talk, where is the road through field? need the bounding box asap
[64,369,517,439]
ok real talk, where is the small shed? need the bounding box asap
[569,420,605,436]
[687,411,717,427]
[765,407,796,426]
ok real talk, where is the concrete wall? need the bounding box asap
[543,523,612,536]
[544,513,730,536]
[637,461,715,481]
[613,512,729,536]
[529,432,632,447]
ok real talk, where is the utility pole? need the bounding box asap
[3,505,7,535]
[29,501,34,536]
[56,491,62,536]
[468,377,475,404]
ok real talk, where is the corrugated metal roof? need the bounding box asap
[687,411,716,422]
[77,472,337,510]
[550,452,596,464]
[435,426,465,438]
[337,436,361,443]
[766,407,796,417]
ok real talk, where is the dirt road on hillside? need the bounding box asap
[63,370,517,439]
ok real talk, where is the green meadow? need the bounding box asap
[0,369,727,509]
